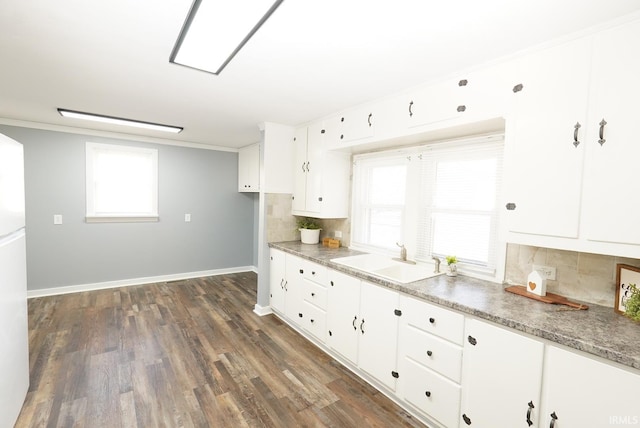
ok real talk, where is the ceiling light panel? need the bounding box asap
[57,109,183,133]
[171,0,284,75]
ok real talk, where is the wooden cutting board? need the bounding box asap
[505,285,589,310]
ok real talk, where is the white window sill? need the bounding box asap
[85,216,159,223]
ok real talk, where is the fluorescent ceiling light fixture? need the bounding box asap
[170,0,284,75]
[57,109,183,134]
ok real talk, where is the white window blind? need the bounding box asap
[352,156,408,252]
[415,139,503,273]
[86,142,159,222]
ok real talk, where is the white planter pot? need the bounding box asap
[447,263,458,277]
[299,228,321,244]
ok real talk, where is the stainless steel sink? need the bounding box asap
[331,253,443,284]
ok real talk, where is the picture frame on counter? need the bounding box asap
[615,264,640,314]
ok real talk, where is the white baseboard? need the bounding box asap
[27,266,255,298]
[253,304,273,316]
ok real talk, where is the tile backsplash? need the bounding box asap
[505,244,640,307]
[265,193,351,246]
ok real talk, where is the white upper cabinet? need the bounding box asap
[405,77,470,129]
[291,122,351,218]
[582,18,640,246]
[336,104,375,144]
[504,16,640,257]
[237,142,260,192]
[504,37,592,239]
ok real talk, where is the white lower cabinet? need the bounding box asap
[540,345,640,428]
[271,254,640,428]
[461,318,544,428]
[398,295,465,428]
[327,270,400,391]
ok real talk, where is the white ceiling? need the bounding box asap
[1,1,639,149]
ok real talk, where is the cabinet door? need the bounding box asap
[269,249,286,314]
[238,143,259,192]
[358,281,400,391]
[406,77,468,128]
[292,128,308,213]
[461,319,544,428]
[304,122,325,214]
[504,37,591,239]
[326,270,361,365]
[541,346,640,427]
[284,255,305,325]
[337,105,374,144]
[582,19,640,246]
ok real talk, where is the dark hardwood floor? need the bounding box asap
[15,272,426,427]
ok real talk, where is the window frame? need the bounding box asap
[85,142,159,223]
[350,134,506,282]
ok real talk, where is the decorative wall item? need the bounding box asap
[615,264,640,315]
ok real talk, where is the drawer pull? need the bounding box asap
[283,280,288,291]
[352,316,357,330]
[573,122,581,148]
[425,390,431,397]
[409,100,414,117]
[526,401,535,427]
[463,413,472,425]
[299,269,304,274]
[310,319,315,324]
[549,411,558,428]
[391,371,399,379]
[360,318,365,334]
[429,317,435,324]
[427,350,433,357]
[468,335,477,346]
[311,292,315,297]
[298,313,303,318]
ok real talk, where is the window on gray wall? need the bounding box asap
[85,142,159,222]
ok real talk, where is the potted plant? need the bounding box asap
[446,255,458,277]
[624,283,640,321]
[297,217,322,244]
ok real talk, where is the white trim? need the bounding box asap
[253,304,273,316]
[0,117,238,152]
[85,216,159,223]
[26,266,255,298]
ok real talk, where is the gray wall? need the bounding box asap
[0,125,255,291]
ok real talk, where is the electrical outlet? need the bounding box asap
[533,264,556,281]
[185,213,191,222]
[334,231,343,239]
[53,214,62,225]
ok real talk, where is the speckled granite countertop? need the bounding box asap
[269,241,640,371]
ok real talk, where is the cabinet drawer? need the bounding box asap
[302,302,327,343]
[304,280,328,310]
[401,295,464,345]
[400,358,461,428]
[303,260,328,285]
[400,325,463,383]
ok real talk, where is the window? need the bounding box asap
[351,135,504,279]
[86,142,159,222]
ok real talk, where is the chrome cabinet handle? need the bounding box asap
[360,319,365,334]
[598,119,607,146]
[409,101,414,117]
[573,122,581,147]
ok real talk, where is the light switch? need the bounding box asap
[53,214,62,225]
[185,213,191,222]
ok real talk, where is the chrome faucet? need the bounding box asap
[394,243,416,264]
[432,255,441,273]
[396,242,407,261]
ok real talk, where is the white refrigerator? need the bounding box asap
[0,132,29,428]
